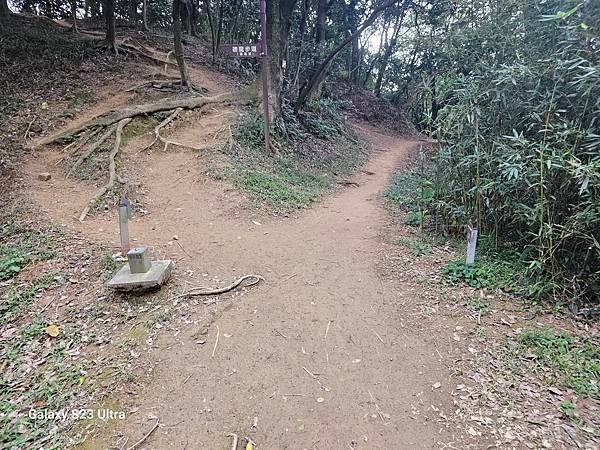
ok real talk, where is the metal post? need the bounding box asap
[259,0,271,154]
[118,195,131,256]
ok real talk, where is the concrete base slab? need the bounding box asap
[107,260,173,291]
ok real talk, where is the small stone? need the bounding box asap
[38,172,51,181]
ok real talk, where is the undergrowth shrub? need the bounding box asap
[408,2,599,305]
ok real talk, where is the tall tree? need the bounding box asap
[173,0,190,88]
[105,0,117,52]
[70,0,79,32]
[297,0,399,109]
[346,0,362,83]
[266,0,298,119]
[374,2,407,96]
[142,0,149,30]
[0,0,12,17]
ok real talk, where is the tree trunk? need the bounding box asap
[128,0,138,26]
[315,0,327,46]
[229,0,243,41]
[0,0,9,17]
[266,0,297,119]
[374,6,405,96]
[142,0,149,30]
[297,0,399,109]
[189,0,199,37]
[105,0,117,52]
[347,0,360,83]
[71,0,79,32]
[215,0,225,52]
[172,0,190,88]
[203,0,217,61]
[292,0,310,91]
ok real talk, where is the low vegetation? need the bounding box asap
[514,327,599,398]
[392,2,599,305]
[213,101,368,213]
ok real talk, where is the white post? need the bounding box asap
[466,227,478,265]
[118,196,130,256]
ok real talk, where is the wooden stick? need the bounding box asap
[302,366,317,378]
[226,433,238,450]
[169,275,264,301]
[126,418,159,450]
[372,329,385,344]
[211,325,220,358]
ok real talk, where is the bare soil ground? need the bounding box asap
[1,20,597,450]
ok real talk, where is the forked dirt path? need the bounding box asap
[22,44,471,448]
[86,129,462,449]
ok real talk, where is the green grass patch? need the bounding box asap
[516,328,599,397]
[0,224,56,281]
[0,272,56,323]
[216,109,367,213]
[395,237,432,256]
[98,253,121,282]
[442,258,523,291]
[122,116,160,145]
[466,296,490,315]
[384,172,422,207]
[234,170,318,210]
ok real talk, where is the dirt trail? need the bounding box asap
[22,44,466,448]
[25,120,465,448]
[70,128,456,449]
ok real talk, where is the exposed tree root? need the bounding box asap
[66,125,116,178]
[125,78,204,94]
[144,108,182,151]
[38,92,238,147]
[78,118,131,222]
[119,39,177,67]
[61,127,100,153]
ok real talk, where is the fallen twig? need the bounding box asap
[372,329,385,344]
[324,320,332,340]
[273,329,288,339]
[126,418,159,450]
[302,366,317,378]
[170,275,264,301]
[368,390,386,424]
[24,116,36,140]
[226,433,238,450]
[211,325,220,358]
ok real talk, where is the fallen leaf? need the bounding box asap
[46,324,59,337]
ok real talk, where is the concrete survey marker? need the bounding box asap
[107,247,173,291]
